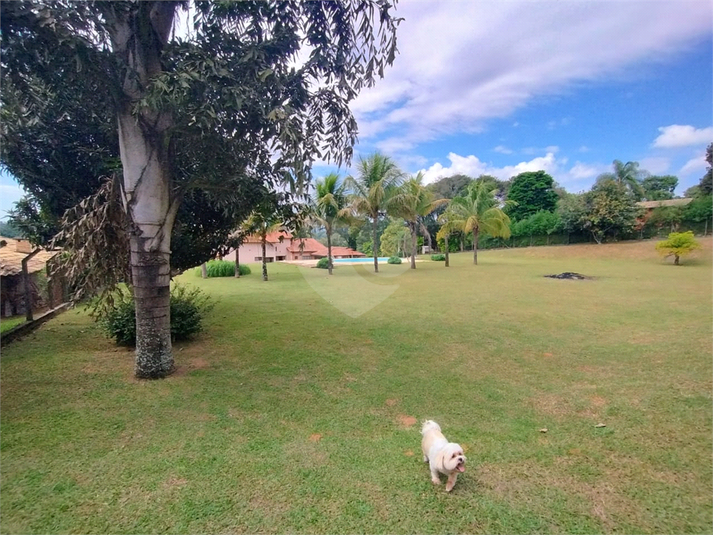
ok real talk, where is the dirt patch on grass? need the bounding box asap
[527,392,571,418]
[397,415,418,428]
[172,356,210,377]
[478,460,651,532]
[385,398,399,406]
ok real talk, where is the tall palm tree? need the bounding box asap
[445,181,513,265]
[244,207,283,281]
[389,172,448,269]
[346,153,404,273]
[312,173,349,275]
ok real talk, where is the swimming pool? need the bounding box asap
[332,257,391,263]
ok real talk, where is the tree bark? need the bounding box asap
[674,254,680,265]
[109,3,179,379]
[262,233,268,281]
[201,263,207,279]
[234,247,240,278]
[444,235,450,267]
[372,217,379,273]
[327,226,333,275]
[410,222,417,269]
[473,229,479,265]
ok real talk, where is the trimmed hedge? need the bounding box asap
[387,256,402,264]
[316,257,331,269]
[195,260,250,277]
[431,254,446,261]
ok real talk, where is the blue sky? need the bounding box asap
[1,0,711,220]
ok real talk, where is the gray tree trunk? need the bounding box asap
[473,229,479,265]
[201,263,207,279]
[372,217,379,273]
[234,247,240,278]
[108,3,178,379]
[410,223,417,269]
[327,227,333,275]
[262,234,268,281]
[445,235,450,267]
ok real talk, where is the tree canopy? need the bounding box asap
[1,1,401,378]
[506,170,558,221]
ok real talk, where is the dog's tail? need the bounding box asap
[421,420,441,435]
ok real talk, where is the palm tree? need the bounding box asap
[445,181,513,265]
[312,173,349,275]
[389,172,448,269]
[436,211,462,268]
[244,206,283,281]
[597,160,646,200]
[346,153,404,273]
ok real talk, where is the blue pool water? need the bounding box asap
[332,257,391,263]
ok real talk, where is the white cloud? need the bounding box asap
[653,125,713,148]
[352,1,711,152]
[639,157,671,175]
[679,155,707,176]
[493,145,513,155]
[568,162,603,180]
[419,151,562,184]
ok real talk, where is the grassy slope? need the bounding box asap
[1,239,711,534]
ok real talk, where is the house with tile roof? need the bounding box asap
[227,232,364,262]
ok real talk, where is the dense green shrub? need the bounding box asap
[195,260,250,277]
[100,285,215,346]
[431,254,446,261]
[387,256,402,264]
[316,257,330,269]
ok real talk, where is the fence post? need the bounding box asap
[21,249,42,322]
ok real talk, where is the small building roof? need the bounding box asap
[243,230,292,244]
[0,237,59,277]
[637,198,693,209]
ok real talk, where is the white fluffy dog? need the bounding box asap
[421,420,466,492]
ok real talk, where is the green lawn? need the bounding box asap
[1,315,26,335]
[2,239,711,534]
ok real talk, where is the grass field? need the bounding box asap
[1,239,711,534]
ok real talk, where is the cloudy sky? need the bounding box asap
[316,0,713,194]
[1,0,711,220]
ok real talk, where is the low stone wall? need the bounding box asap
[1,303,70,347]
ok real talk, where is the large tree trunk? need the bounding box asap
[444,235,450,267]
[372,217,379,273]
[473,228,479,265]
[109,3,179,379]
[201,263,207,278]
[119,112,177,379]
[234,247,240,278]
[410,222,417,269]
[327,226,333,275]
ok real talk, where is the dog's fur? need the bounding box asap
[421,420,466,492]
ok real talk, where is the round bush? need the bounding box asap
[387,256,402,264]
[316,257,330,269]
[100,285,215,346]
[431,254,446,261]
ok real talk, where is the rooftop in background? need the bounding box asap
[636,198,693,209]
[0,237,59,277]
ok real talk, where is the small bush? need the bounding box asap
[100,285,215,346]
[195,260,250,277]
[431,254,446,261]
[316,257,330,269]
[387,256,402,264]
